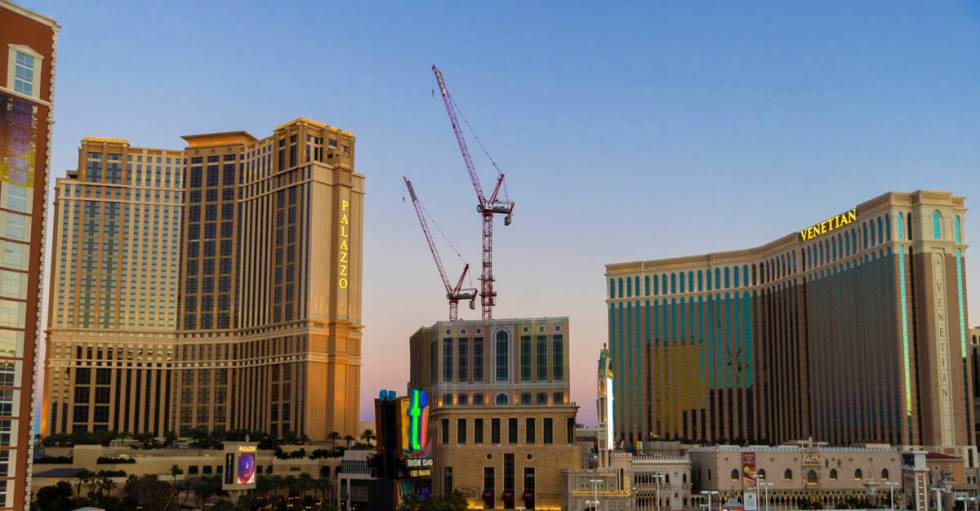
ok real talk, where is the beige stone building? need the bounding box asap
[409,317,581,510]
[42,117,364,441]
[606,191,976,463]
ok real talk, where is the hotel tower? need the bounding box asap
[0,0,58,507]
[43,117,364,441]
[606,191,974,460]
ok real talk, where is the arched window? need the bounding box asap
[495,393,509,405]
[645,276,650,296]
[933,210,942,240]
[829,469,838,480]
[881,468,889,480]
[806,470,817,485]
[955,216,962,243]
[617,278,623,298]
[609,279,615,298]
[495,331,509,382]
[626,277,632,297]
[758,469,766,480]
[854,469,863,481]
[634,276,640,297]
[897,212,904,241]
[730,469,739,481]
[784,469,793,480]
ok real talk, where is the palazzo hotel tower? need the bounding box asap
[42,117,364,441]
[606,191,975,460]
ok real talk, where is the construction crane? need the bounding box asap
[432,64,515,320]
[404,177,477,321]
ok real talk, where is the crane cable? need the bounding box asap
[448,95,511,202]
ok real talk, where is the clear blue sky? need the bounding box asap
[26,0,980,426]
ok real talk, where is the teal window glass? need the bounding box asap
[654,275,659,295]
[661,275,667,296]
[877,217,884,245]
[955,216,961,243]
[617,278,623,298]
[495,331,509,382]
[932,211,941,240]
[671,273,676,294]
[645,276,650,296]
[680,273,685,293]
[863,224,868,249]
[609,279,615,298]
[626,278,632,297]
[742,265,749,286]
[897,212,904,241]
[688,271,694,293]
[885,214,891,241]
[520,336,531,382]
[734,267,739,287]
[552,335,563,380]
[536,335,547,380]
[698,271,703,291]
[724,267,730,289]
[634,276,640,297]
[714,268,720,290]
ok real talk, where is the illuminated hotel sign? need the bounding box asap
[338,199,350,289]
[799,208,857,242]
[406,389,429,452]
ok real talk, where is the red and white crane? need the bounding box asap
[432,64,514,320]
[404,176,477,321]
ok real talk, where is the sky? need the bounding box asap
[23,0,980,426]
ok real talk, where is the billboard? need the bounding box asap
[222,443,258,491]
[237,451,256,484]
[0,93,37,189]
[741,452,757,489]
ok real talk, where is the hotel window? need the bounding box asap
[853,469,863,481]
[644,276,650,295]
[526,418,536,443]
[670,273,676,294]
[697,271,703,291]
[495,331,509,382]
[617,278,622,298]
[679,274,684,293]
[443,339,453,382]
[524,468,536,496]
[626,277,631,297]
[1,213,28,242]
[543,418,553,444]
[458,339,468,381]
[491,418,501,444]
[609,279,614,298]
[955,216,961,243]
[503,453,515,494]
[444,466,454,492]
[508,418,518,444]
[552,335,563,380]
[0,270,27,299]
[441,418,449,444]
[933,211,942,240]
[520,336,531,382]
[475,418,484,443]
[457,418,467,444]
[1,184,30,213]
[9,46,42,98]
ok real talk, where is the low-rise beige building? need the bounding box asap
[410,317,582,510]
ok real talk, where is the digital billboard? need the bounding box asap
[237,451,256,484]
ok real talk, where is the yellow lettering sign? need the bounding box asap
[799,208,857,242]
[338,198,352,289]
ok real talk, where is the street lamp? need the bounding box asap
[701,490,719,511]
[587,478,603,511]
[653,473,666,511]
[758,482,774,511]
[884,481,899,511]
[932,486,949,511]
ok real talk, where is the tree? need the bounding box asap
[328,431,341,450]
[360,429,376,445]
[123,475,177,511]
[34,481,74,511]
[75,469,93,499]
[344,435,355,448]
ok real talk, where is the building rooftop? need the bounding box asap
[181,131,257,148]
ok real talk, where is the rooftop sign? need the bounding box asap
[799,208,857,242]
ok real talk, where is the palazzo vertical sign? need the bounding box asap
[338,198,350,289]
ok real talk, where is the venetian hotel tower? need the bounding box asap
[606,191,974,462]
[43,117,364,441]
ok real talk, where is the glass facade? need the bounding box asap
[608,194,974,449]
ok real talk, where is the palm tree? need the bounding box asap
[328,431,340,450]
[343,435,354,448]
[360,429,376,445]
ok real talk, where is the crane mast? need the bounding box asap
[404,177,477,321]
[432,64,514,320]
